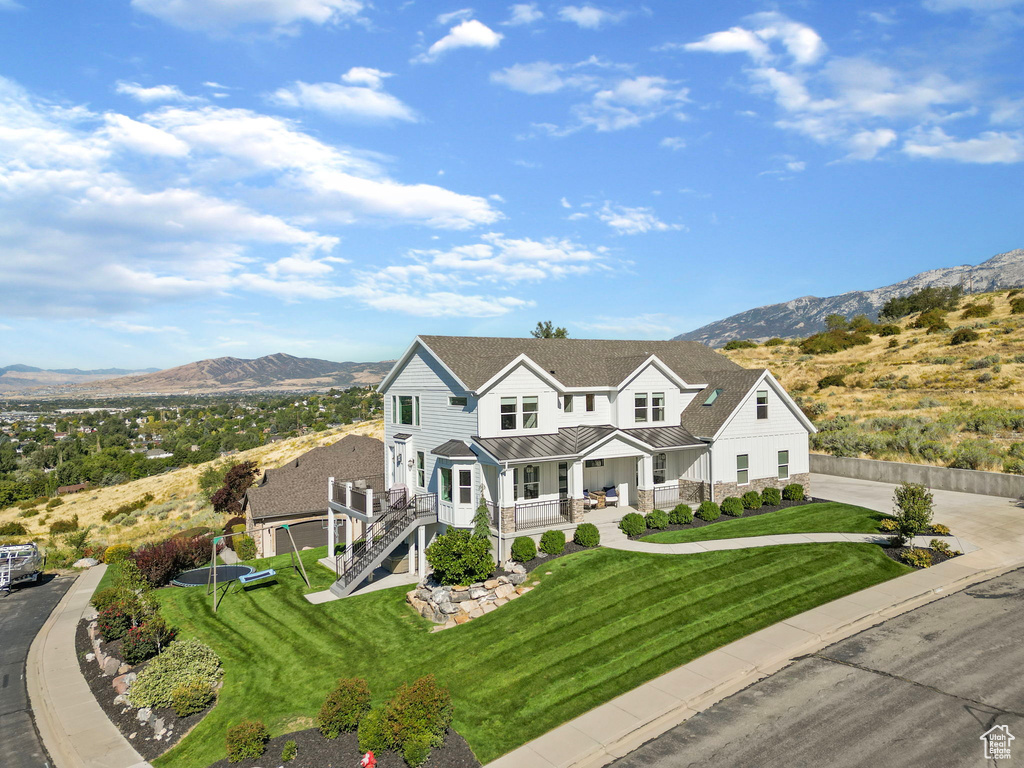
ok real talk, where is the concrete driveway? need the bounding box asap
[0,574,73,768]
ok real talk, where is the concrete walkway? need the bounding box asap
[27,564,152,768]
[485,476,1024,768]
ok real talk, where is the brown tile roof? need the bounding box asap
[244,434,384,521]
[679,369,768,439]
[417,336,741,391]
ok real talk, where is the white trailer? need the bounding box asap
[0,543,44,594]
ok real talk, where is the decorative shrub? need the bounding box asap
[90,586,134,613]
[358,708,392,753]
[425,529,495,586]
[720,497,744,516]
[950,328,980,345]
[618,513,646,537]
[121,615,176,664]
[573,523,600,547]
[281,740,297,762]
[129,638,224,709]
[0,521,27,536]
[510,536,537,563]
[900,548,933,568]
[234,535,257,561]
[383,675,453,752]
[696,501,721,522]
[49,515,79,534]
[645,509,669,529]
[669,504,693,525]
[171,679,215,717]
[760,487,782,506]
[741,491,762,510]
[879,518,898,532]
[892,482,933,536]
[783,483,805,501]
[930,539,952,556]
[539,529,566,555]
[403,732,433,768]
[931,523,951,536]
[226,719,269,763]
[103,544,134,564]
[97,601,135,642]
[318,678,372,738]
[131,534,215,588]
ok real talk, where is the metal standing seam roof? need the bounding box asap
[417,335,742,391]
[472,424,704,463]
[431,439,478,458]
[679,369,768,438]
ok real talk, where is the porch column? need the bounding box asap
[327,477,336,555]
[407,532,416,576]
[499,467,516,534]
[569,460,585,523]
[345,514,353,552]
[637,455,655,513]
[418,524,426,576]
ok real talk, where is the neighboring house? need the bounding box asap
[145,448,172,459]
[325,335,814,597]
[56,482,88,495]
[244,434,383,557]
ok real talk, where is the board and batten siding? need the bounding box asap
[710,379,809,485]
[616,363,682,429]
[382,345,478,506]
[555,391,614,429]
[478,363,559,438]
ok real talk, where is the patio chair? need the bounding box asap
[582,490,599,510]
[603,486,619,507]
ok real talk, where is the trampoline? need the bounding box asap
[171,564,254,587]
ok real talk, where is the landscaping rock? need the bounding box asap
[117,663,131,676]
[468,607,484,619]
[483,579,500,590]
[430,586,450,603]
[454,615,470,625]
[73,557,100,568]
[497,575,510,584]
[450,590,471,603]
[136,707,153,724]
[87,624,99,642]
[112,674,132,695]
[101,655,120,677]
[438,601,460,615]
[459,599,479,614]
[469,587,487,600]
[508,573,527,586]
[153,717,165,736]
[113,694,129,707]
[85,652,96,663]
[495,584,515,600]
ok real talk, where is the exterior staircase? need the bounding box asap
[329,492,437,599]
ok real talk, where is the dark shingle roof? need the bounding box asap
[679,369,767,439]
[418,336,741,391]
[245,434,384,520]
[432,439,477,458]
[473,424,703,462]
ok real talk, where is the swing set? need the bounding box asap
[206,523,310,612]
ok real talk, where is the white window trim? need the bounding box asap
[778,450,790,480]
[737,454,750,486]
[756,390,768,420]
[457,467,473,506]
[448,396,468,407]
[651,392,666,423]
[416,451,425,488]
[394,394,421,427]
[634,392,648,423]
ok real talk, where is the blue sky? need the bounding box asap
[1,0,1022,369]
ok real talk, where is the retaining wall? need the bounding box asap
[810,454,1024,499]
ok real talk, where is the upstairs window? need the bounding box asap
[737,454,749,485]
[500,397,517,430]
[586,393,596,412]
[563,394,574,413]
[397,395,420,426]
[756,390,768,419]
[652,392,665,422]
[449,396,468,407]
[459,469,472,504]
[634,393,648,423]
[522,396,539,429]
[653,453,667,484]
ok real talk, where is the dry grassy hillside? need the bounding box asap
[721,289,1024,469]
[1,419,383,549]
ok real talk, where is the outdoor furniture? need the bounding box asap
[582,491,599,511]
[588,489,606,509]
[603,486,619,507]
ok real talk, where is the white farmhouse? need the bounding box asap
[325,335,815,598]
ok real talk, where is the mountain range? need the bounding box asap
[2,353,393,397]
[0,365,161,394]
[674,248,1024,347]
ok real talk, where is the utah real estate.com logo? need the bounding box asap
[981,725,1014,761]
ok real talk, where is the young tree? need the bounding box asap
[890,482,934,545]
[472,496,490,539]
[531,321,568,339]
[211,461,260,516]
[824,313,849,332]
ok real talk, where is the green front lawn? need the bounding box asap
[641,502,891,544]
[152,541,908,768]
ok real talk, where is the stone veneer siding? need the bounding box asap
[713,472,810,503]
[501,506,516,533]
[570,498,585,523]
[636,488,654,514]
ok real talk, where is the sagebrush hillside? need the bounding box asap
[721,289,1024,472]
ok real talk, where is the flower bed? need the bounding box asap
[627,497,827,540]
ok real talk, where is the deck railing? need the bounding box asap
[653,483,704,509]
[514,498,572,530]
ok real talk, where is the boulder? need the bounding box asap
[438,601,460,615]
[136,707,153,724]
[450,590,471,603]
[494,598,508,607]
[153,717,165,736]
[497,575,510,584]
[85,652,96,663]
[415,588,431,601]
[73,557,100,569]
[451,585,469,592]
[101,655,120,677]
[430,586,451,603]
[112,674,132,695]
[495,584,515,600]
[469,588,488,600]
[459,599,479,614]
[483,579,500,590]
[512,563,527,575]
[468,607,485,619]
[508,572,527,586]
[481,603,497,614]
[117,663,131,676]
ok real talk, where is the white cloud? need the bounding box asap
[491,62,580,94]
[415,19,503,63]
[598,202,682,234]
[131,0,364,35]
[504,3,542,25]
[269,68,418,122]
[437,8,475,25]
[575,76,689,132]
[660,136,686,150]
[102,113,191,157]
[94,319,185,334]
[575,313,678,336]
[115,81,199,103]
[558,5,625,29]
[903,127,1024,162]
[560,197,572,208]
[682,13,824,66]
[992,97,1024,124]
[923,0,1024,11]
[684,27,772,63]
[845,128,897,159]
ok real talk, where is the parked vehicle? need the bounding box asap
[1,543,44,593]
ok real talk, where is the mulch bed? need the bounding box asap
[625,497,830,540]
[204,726,480,768]
[74,618,212,761]
[516,540,597,574]
[880,545,958,569]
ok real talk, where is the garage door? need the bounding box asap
[275,519,326,555]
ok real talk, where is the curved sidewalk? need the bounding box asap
[26,564,151,768]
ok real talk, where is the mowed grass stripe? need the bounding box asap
[154,543,908,768]
[640,502,891,544]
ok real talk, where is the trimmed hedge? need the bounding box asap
[423,529,495,585]
[383,675,453,753]
[226,720,269,763]
[510,536,537,563]
[783,483,805,501]
[720,497,744,517]
[645,509,669,529]
[741,491,763,510]
[172,679,215,717]
[619,512,646,537]
[318,678,371,738]
[761,487,782,506]
[539,529,566,556]
[358,708,392,753]
[696,501,721,522]
[669,504,693,525]
[573,523,600,547]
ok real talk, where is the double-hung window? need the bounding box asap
[416,451,425,487]
[522,396,539,429]
[634,393,648,423]
[737,454,749,485]
[522,464,540,499]
[440,467,453,503]
[653,453,667,484]
[563,394,574,413]
[586,394,596,412]
[651,393,665,422]
[756,390,768,419]
[459,469,472,504]
[500,397,517,431]
[778,450,789,480]
[394,395,420,426]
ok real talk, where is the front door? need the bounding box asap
[394,443,407,487]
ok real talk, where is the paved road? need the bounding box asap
[0,574,74,768]
[610,567,1024,768]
